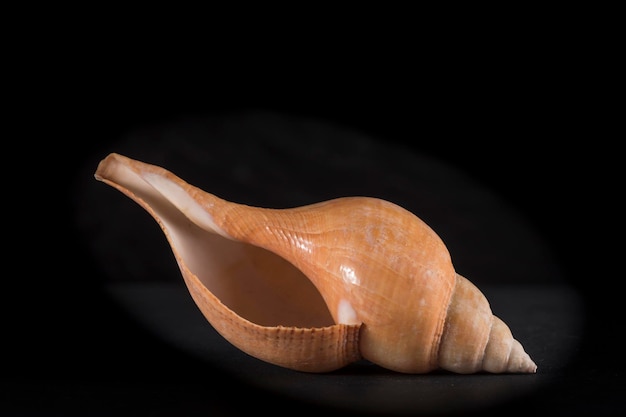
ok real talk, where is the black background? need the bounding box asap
[4,22,621,417]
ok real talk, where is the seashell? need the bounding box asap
[94,153,537,374]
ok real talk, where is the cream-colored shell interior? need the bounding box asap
[100,160,335,328]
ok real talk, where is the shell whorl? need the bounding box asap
[441,274,537,373]
[95,153,537,374]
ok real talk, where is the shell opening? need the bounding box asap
[100,157,336,329]
[182,233,337,328]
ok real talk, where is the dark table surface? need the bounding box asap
[104,281,583,416]
[7,77,621,416]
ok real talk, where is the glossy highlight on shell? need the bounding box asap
[94,153,537,374]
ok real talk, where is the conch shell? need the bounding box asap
[94,153,537,374]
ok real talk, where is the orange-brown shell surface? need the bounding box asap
[95,153,537,374]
